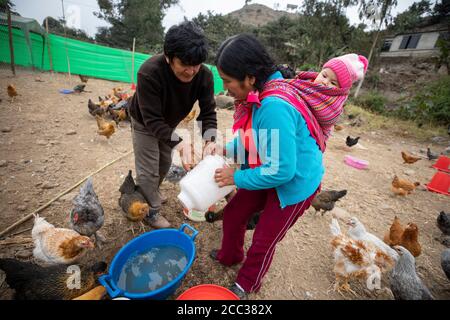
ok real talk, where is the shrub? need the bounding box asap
[350,91,387,114]
[394,76,450,125]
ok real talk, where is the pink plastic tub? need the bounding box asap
[344,155,369,170]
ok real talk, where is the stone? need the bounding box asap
[431,136,446,144]
[404,169,415,176]
[1,127,12,133]
[66,130,77,135]
[445,147,450,155]
[41,181,59,189]
[17,205,27,211]
[36,139,47,146]
[34,166,46,173]
[0,160,7,167]
[15,250,32,259]
[49,140,59,145]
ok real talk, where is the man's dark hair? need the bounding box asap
[215,34,276,91]
[164,21,208,66]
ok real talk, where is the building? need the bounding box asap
[380,21,448,58]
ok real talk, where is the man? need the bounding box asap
[128,21,217,228]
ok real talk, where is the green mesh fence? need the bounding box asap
[0,25,224,94]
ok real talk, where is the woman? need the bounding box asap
[213,34,325,299]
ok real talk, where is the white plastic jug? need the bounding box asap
[177,155,235,211]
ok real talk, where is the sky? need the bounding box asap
[12,0,423,37]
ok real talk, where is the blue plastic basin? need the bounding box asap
[99,224,198,300]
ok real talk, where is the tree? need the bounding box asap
[0,0,19,15]
[388,0,432,34]
[95,0,179,52]
[191,11,248,63]
[42,16,92,42]
[354,0,398,97]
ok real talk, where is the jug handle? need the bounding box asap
[99,274,122,299]
[180,223,199,241]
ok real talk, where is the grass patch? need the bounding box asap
[345,104,448,141]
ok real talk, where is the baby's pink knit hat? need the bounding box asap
[323,54,369,89]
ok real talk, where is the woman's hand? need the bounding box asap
[214,166,236,187]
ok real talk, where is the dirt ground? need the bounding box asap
[0,68,449,300]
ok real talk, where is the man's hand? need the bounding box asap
[175,140,194,171]
[214,166,236,187]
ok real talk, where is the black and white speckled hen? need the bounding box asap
[0,258,106,300]
[69,177,105,246]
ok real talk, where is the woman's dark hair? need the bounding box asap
[215,34,277,91]
[164,21,208,66]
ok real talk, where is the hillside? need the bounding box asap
[227,3,298,27]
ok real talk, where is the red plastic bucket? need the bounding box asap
[426,171,450,196]
[432,155,450,173]
[176,284,240,300]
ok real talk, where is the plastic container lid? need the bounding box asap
[176,284,240,300]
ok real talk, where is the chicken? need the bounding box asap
[118,170,150,222]
[392,175,420,194]
[427,147,439,161]
[72,285,106,300]
[78,74,89,83]
[400,223,422,257]
[346,217,398,263]
[346,136,360,147]
[69,177,105,245]
[7,84,18,102]
[0,258,106,300]
[437,211,450,236]
[164,165,187,183]
[205,208,261,230]
[441,248,450,281]
[73,84,86,93]
[118,108,128,121]
[88,99,105,117]
[329,218,383,294]
[311,190,347,215]
[32,214,95,265]
[95,115,115,139]
[401,151,421,164]
[389,246,434,300]
[182,109,197,124]
[334,124,344,131]
[384,216,404,246]
[391,185,409,196]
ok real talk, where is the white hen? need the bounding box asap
[346,217,399,262]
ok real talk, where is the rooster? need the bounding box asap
[401,151,421,164]
[330,218,383,295]
[0,258,106,300]
[95,115,115,139]
[118,170,150,222]
[69,177,105,246]
[32,214,94,265]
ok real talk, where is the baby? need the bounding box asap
[314,53,368,90]
[285,53,369,140]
